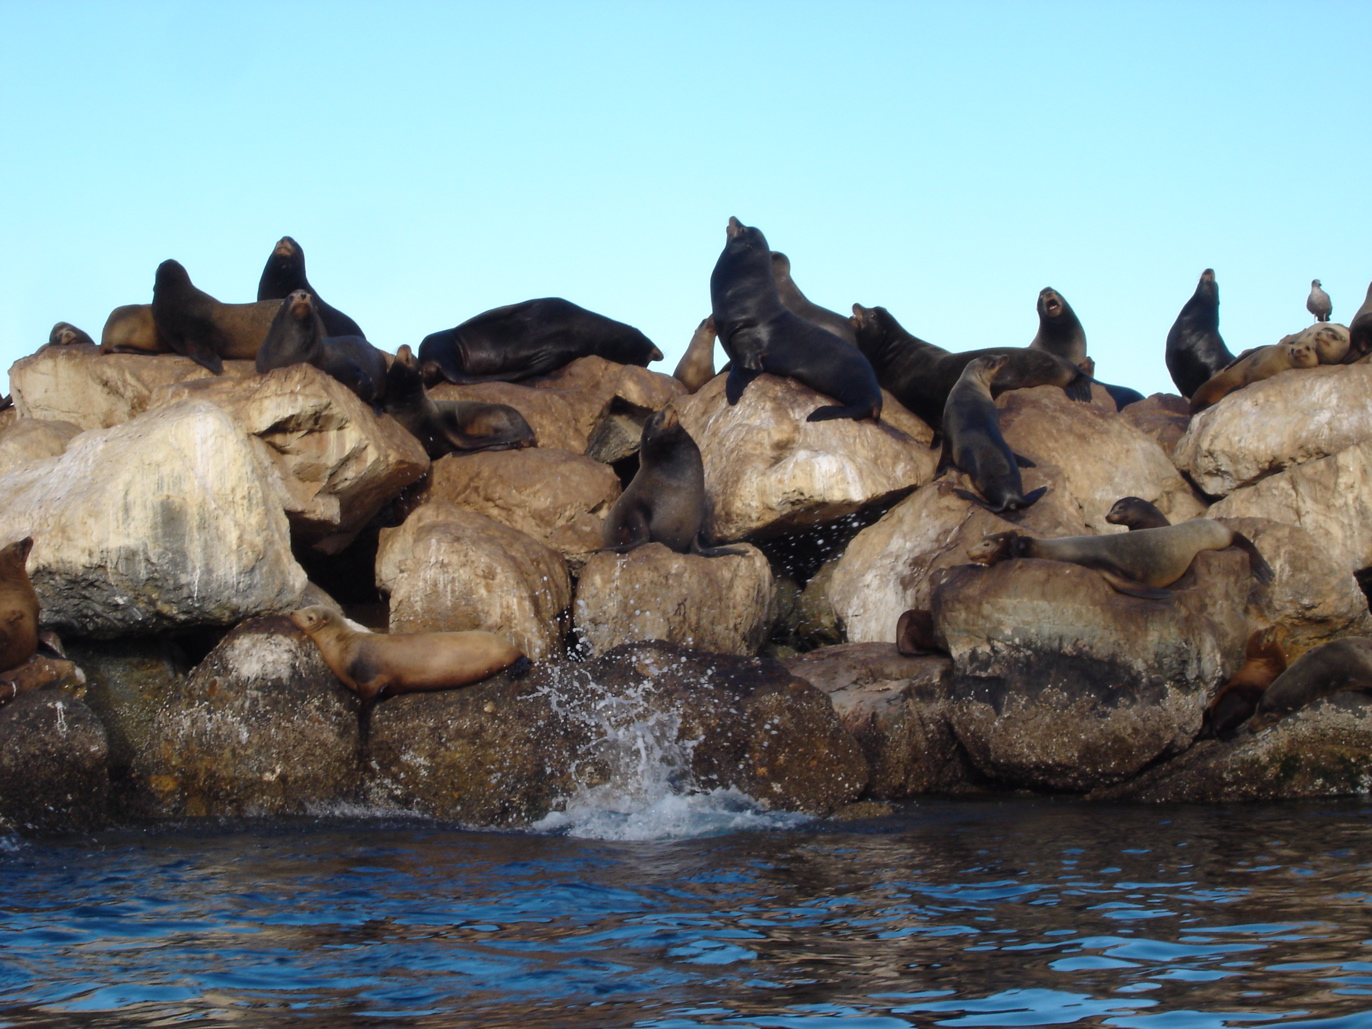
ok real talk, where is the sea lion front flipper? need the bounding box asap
[1016,486,1047,509]
[725,366,760,406]
[1013,453,1037,469]
[182,340,224,375]
[1065,376,1093,402]
[1228,531,1275,585]
[1094,567,1174,600]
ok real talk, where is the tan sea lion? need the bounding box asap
[940,355,1046,515]
[151,260,280,373]
[1105,497,1170,531]
[100,304,172,355]
[0,538,39,672]
[46,322,95,349]
[967,520,1274,599]
[289,605,527,708]
[1189,339,1319,413]
[1201,626,1287,738]
[1247,636,1372,731]
[673,316,717,393]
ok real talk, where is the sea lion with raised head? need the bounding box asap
[151,260,280,373]
[384,344,535,457]
[940,355,1046,515]
[290,605,527,709]
[0,538,39,673]
[1105,496,1170,531]
[967,519,1274,599]
[1247,636,1372,731]
[257,290,388,406]
[1029,287,1088,368]
[1188,338,1319,413]
[711,218,882,422]
[1307,279,1332,323]
[256,236,365,339]
[1165,269,1234,398]
[673,316,717,393]
[770,251,858,346]
[1201,626,1287,739]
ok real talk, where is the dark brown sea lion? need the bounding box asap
[256,236,365,338]
[1105,497,1170,531]
[1201,626,1287,739]
[770,251,858,346]
[939,356,1046,515]
[1029,287,1088,368]
[0,538,39,673]
[673,316,717,393]
[711,218,881,422]
[418,298,662,385]
[1165,269,1234,398]
[849,303,1091,432]
[100,304,171,355]
[967,520,1274,599]
[289,605,527,709]
[1346,282,1372,363]
[1307,279,1332,323]
[46,322,95,349]
[384,344,535,457]
[257,290,389,406]
[1189,338,1319,413]
[895,609,947,656]
[151,260,280,374]
[1247,636,1372,731]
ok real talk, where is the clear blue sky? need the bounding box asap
[2,2,1367,400]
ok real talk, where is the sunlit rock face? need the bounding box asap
[1118,393,1191,460]
[0,418,82,477]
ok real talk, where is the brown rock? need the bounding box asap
[1118,393,1192,459]
[0,692,110,833]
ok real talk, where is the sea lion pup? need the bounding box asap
[1029,287,1088,368]
[46,322,95,349]
[1346,282,1372,363]
[1165,268,1234,398]
[967,520,1274,599]
[257,290,388,406]
[710,217,882,422]
[849,304,1091,432]
[418,298,663,385]
[940,356,1046,515]
[895,609,947,656]
[151,260,281,374]
[384,344,535,457]
[1105,496,1170,531]
[100,304,172,355]
[256,236,365,339]
[1188,338,1319,413]
[0,538,39,672]
[601,405,741,556]
[1307,279,1332,323]
[1201,627,1287,739]
[770,251,858,346]
[673,316,718,393]
[1246,636,1372,732]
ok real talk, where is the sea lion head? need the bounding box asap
[967,531,1028,565]
[1196,268,1219,304]
[287,290,315,321]
[273,237,302,259]
[0,537,33,574]
[48,322,84,347]
[154,259,192,291]
[1287,340,1319,368]
[394,344,418,369]
[289,605,341,636]
[965,354,1009,385]
[1037,288,1065,319]
[1105,496,1168,531]
[724,216,769,254]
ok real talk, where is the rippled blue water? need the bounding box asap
[2,798,1371,1027]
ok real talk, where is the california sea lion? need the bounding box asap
[967,519,1274,599]
[384,344,535,457]
[673,316,717,393]
[46,322,95,349]
[849,304,1091,431]
[257,290,388,406]
[711,218,881,422]
[1247,636,1372,731]
[256,236,365,338]
[1189,338,1319,413]
[0,538,39,672]
[1295,322,1351,364]
[940,355,1046,515]
[1306,279,1332,323]
[1346,282,1372,363]
[1201,626,1287,739]
[289,605,527,709]
[1029,287,1088,368]
[895,609,947,656]
[100,304,171,355]
[770,251,858,346]
[1105,496,1169,531]
[151,260,280,374]
[419,298,663,385]
[1165,269,1234,398]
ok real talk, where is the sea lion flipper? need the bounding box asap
[725,367,759,406]
[691,536,747,558]
[1013,452,1037,469]
[1094,567,1173,600]
[1228,531,1275,585]
[806,403,880,423]
[1065,377,1093,403]
[183,341,224,375]
[1017,485,1047,508]
[950,487,1001,514]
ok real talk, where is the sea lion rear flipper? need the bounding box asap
[1016,485,1047,509]
[1013,453,1036,469]
[1065,376,1093,403]
[725,367,759,406]
[1094,567,1173,600]
[1229,531,1275,585]
[691,535,746,558]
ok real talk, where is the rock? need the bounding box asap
[0,400,307,638]
[130,617,364,818]
[796,559,844,648]
[572,543,775,657]
[376,504,571,661]
[0,418,83,477]
[399,448,620,562]
[784,643,975,798]
[930,550,1252,791]
[150,363,429,551]
[10,345,252,431]
[676,374,936,542]
[1117,393,1192,459]
[0,692,110,833]
[1175,364,1372,497]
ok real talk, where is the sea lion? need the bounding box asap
[1165,268,1234,398]
[151,260,280,374]
[770,251,858,346]
[1105,496,1169,531]
[0,538,39,673]
[673,316,717,393]
[289,605,527,709]
[419,298,663,385]
[849,304,1091,431]
[46,322,95,349]
[1346,282,1372,363]
[1307,279,1332,323]
[256,236,365,338]
[100,304,172,355]
[257,290,388,405]
[710,217,882,422]
[1029,287,1087,368]
[940,355,1046,515]
[1276,322,1351,365]
[1201,627,1287,739]
[384,344,535,457]
[967,519,1274,599]
[1247,636,1372,731]
[895,609,947,656]
[601,405,740,556]
[1188,338,1319,413]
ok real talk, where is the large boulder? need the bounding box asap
[572,543,775,657]
[0,691,111,833]
[0,400,306,638]
[1118,393,1192,460]
[375,504,571,661]
[676,374,936,542]
[0,418,83,477]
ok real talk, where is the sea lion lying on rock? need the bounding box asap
[384,344,535,457]
[1189,338,1319,413]
[1247,636,1372,731]
[967,520,1274,599]
[1105,497,1169,531]
[100,304,170,355]
[46,322,95,349]
[257,290,388,406]
[1202,626,1287,739]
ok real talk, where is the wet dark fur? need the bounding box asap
[257,236,365,338]
[151,260,280,374]
[1105,497,1170,531]
[384,345,535,457]
[257,291,388,406]
[770,251,858,346]
[1165,269,1235,397]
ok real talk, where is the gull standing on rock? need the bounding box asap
[1307,279,1333,322]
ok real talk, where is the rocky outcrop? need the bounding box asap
[1118,393,1192,459]
[0,418,82,477]
[573,543,775,657]
[0,691,111,832]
